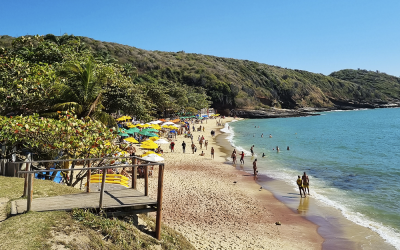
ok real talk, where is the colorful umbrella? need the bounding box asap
[124,137,139,143]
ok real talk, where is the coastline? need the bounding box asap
[144,117,324,249]
[221,118,397,250]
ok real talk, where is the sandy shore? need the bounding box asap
[140,117,323,249]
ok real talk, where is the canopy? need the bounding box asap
[124,137,139,143]
[140,154,164,162]
[154,139,169,144]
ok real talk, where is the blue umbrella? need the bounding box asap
[170,130,177,133]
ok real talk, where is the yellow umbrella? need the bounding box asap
[125,116,132,119]
[124,137,139,143]
[141,143,158,149]
[149,136,159,141]
[151,124,161,130]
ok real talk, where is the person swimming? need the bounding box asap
[262,153,265,157]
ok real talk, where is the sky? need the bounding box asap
[1,0,399,76]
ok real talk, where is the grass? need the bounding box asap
[0,176,195,249]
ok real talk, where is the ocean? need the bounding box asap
[223,108,400,249]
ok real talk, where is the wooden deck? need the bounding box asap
[13,188,157,214]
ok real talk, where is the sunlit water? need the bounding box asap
[225,108,400,248]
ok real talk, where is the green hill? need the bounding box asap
[1,34,399,117]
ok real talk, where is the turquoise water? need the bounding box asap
[226,108,400,248]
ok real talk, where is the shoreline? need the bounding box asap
[151,117,323,249]
[221,118,396,250]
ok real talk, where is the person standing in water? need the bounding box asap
[253,159,258,176]
[302,172,310,195]
[239,151,245,164]
[297,175,306,198]
[250,145,254,156]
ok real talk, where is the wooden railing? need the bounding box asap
[17,156,165,240]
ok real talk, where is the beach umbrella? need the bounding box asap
[126,127,140,134]
[150,120,163,124]
[118,132,129,137]
[202,115,208,117]
[143,128,159,132]
[149,136,159,141]
[154,139,169,144]
[140,154,164,162]
[146,132,159,137]
[170,130,177,134]
[124,137,139,143]
[140,141,158,149]
[163,121,175,125]
[138,130,150,135]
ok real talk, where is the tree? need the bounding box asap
[0,112,123,186]
[48,57,115,126]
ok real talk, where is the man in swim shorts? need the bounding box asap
[297,175,306,198]
[302,172,310,195]
[250,145,254,156]
[253,159,257,176]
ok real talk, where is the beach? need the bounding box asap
[137,117,323,249]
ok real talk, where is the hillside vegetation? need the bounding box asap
[1,34,399,118]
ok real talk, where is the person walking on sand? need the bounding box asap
[231,150,237,164]
[211,147,215,159]
[191,143,195,154]
[170,141,175,152]
[250,145,254,156]
[205,140,208,150]
[297,176,306,198]
[302,172,310,195]
[182,141,186,153]
[240,151,245,164]
[199,139,203,149]
[253,159,258,176]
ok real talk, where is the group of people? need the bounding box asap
[297,172,310,198]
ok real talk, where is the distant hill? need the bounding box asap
[1,34,399,113]
[330,69,400,100]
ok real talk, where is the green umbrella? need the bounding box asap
[118,132,129,137]
[143,128,159,132]
[147,132,159,137]
[126,127,140,134]
[138,131,151,136]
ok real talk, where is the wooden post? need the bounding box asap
[23,161,30,197]
[132,158,138,189]
[86,160,91,193]
[99,170,107,208]
[155,164,164,240]
[27,173,33,212]
[144,165,148,196]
